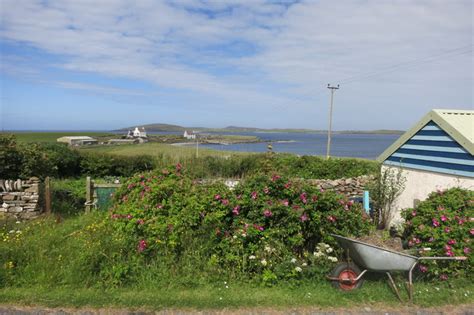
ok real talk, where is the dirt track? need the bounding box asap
[1,304,473,315]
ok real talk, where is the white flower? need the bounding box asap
[326,247,333,253]
[15,221,21,224]
[233,235,237,239]
[291,258,297,263]
[314,251,324,258]
[328,256,338,262]
[324,243,330,248]
[295,267,302,272]
[264,245,272,253]
[261,259,268,266]
[249,255,256,260]
[302,263,307,267]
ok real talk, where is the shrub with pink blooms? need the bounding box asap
[110,165,371,284]
[401,188,474,280]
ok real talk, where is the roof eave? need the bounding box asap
[376,111,435,162]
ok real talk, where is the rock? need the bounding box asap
[8,207,23,213]
[2,195,16,201]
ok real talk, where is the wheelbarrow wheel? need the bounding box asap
[330,262,364,291]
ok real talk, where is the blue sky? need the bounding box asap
[0,0,472,131]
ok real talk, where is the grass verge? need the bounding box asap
[0,280,472,310]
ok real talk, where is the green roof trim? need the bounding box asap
[377,109,474,163]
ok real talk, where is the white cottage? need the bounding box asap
[133,127,147,138]
[183,130,196,140]
[377,109,474,224]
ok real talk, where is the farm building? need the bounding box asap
[377,109,473,224]
[57,136,98,146]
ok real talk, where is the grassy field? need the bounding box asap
[3,132,114,143]
[0,280,472,310]
[79,142,250,159]
[4,132,252,159]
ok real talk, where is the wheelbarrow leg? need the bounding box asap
[407,263,417,302]
[386,272,403,302]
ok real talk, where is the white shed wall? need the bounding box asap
[382,165,474,225]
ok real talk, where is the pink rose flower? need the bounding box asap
[232,205,240,216]
[300,192,307,204]
[327,215,336,223]
[419,265,428,273]
[214,194,221,200]
[263,187,270,194]
[137,239,147,252]
[440,215,447,222]
[271,174,281,181]
[444,227,451,233]
[440,274,448,281]
[432,218,440,227]
[251,191,258,200]
[464,247,471,254]
[263,209,273,218]
[221,199,229,206]
[447,239,456,245]
[411,210,417,217]
[300,213,309,222]
[281,199,289,207]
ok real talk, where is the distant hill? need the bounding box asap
[117,123,186,132]
[116,123,403,134]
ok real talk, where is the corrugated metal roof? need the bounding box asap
[432,109,473,143]
[57,136,95,141]
[377,109,474,162]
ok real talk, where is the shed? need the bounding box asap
[57,136,98,146]
[377,109,473,224]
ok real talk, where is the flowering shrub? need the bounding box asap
[110,165,371,284]
[401,188,473,280]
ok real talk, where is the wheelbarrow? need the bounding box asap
[327,234,467,301]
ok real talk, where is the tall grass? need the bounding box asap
[0,214,472,309]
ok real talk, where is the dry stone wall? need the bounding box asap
[220,175,374,198]
[0,177,42,219]
[306,175,374,197]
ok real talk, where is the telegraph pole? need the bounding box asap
[326,84,339,159]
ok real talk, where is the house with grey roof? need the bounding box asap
[57,136,98,146]
[377,109,473,224]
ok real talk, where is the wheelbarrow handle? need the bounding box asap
[418,256,467,261]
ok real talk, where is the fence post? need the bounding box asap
[85,176,92,213]
[45,177,52,215]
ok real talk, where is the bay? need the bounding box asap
[196,132,399,160]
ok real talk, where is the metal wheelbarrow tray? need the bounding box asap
[327,234,467,301]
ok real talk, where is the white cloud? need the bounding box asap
[0,0,472,129]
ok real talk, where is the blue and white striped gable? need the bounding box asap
[383,121,474,178]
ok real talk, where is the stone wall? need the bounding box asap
[220,175,374,197]
[0,177,42,219]
[306,175,374,197]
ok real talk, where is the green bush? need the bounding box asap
[79,153,155,177]
[401,188,474,280]
[51,179,87,217]
[109,165,371,285]
[0,135,22,178]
